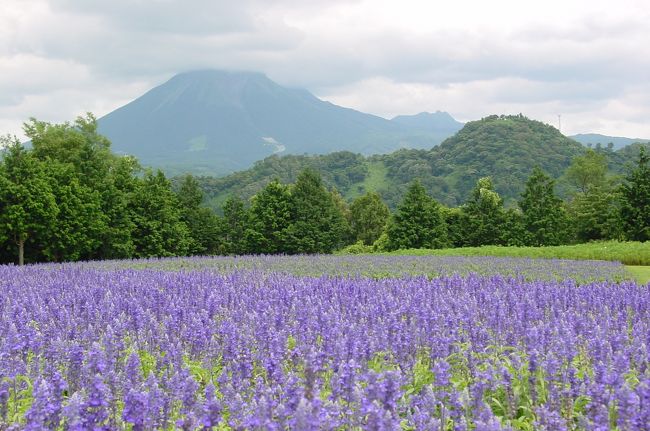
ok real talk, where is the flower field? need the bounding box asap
[1,256,649,430]
[78,254,629,283]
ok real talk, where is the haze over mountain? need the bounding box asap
[98,70,463,176]
[570,133,650,150]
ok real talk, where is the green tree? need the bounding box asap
[564,149,619,242]
[97,155,139,259]
[501,208,527,246]
[569,187,621,242]
[24,114,139,260]
[0,139,58,265]
[330,188,354,245]
[386,180,447,250]
[176,174,221,255]
[25,113,113,189]
[519,167,569,246]
[220,195,250,255]
[349,192,390,245]
[129,170,191,257]
[246,179,292,254]
[441,206,464,248]
[459,177,506,246]
[42,162,107,261]
[284,169,347,254]
[619,147,650,241]
[565,149,608,193]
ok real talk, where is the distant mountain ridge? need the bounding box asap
[196,115,643,211]
[570,133,649,150]
[98,70,463,176]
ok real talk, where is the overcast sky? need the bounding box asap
[2,0,650,139]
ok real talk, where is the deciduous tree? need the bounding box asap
[349,192,390,245]
[0,139,58,264]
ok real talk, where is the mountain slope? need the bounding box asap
[98,70,458,176]
[196,115,644,210]
[391,111,463,134]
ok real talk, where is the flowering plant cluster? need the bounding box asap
[76,254,628,283]
[0,257,647,430]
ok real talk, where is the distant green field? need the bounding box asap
[388,241,650,266]
[344,160,389,200]
[626,266,650,284]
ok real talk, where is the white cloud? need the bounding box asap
[1,0,650,139]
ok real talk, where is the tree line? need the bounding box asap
[1,115,648,264]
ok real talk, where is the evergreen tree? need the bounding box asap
[619,147,650,241]
[129,170,191,257]
[97,156,139,259]
[441,206,464,248]
[386,180,447,250]
[501,208,527,246]
[349,192,390,245]
[519,167,569,246]
[284,169,347,254]
[0,139,58,265]
[246,179,292,254]
[176,174,221,255]
[459,177,506,246]
[569,187,621,242]
[220,195,250,255]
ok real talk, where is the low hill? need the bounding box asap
[98,70,460,176]
[383,114,585,205]
[194,115,650,210]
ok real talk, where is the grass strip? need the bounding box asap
[626,265,650,284]
[387,241,650,265]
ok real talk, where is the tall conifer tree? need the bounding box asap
[619,147,650,241]
[519,167,569,246]
[284,169,347,253]
[386,180,447,250]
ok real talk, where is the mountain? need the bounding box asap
[391,111,463,134]
[98,70,459,176]
[570,133,649,150]
[196,115,633,210]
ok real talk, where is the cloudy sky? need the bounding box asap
[2,0,650,139]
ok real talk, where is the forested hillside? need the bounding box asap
[195,115,647,209]
[2,114,648,265]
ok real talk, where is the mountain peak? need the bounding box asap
[391,111,463,133]
[153,69,283,108]
[171,69,272,87]
[98,70,462,176]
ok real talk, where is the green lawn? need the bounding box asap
[626,266,650,284]
[386,241,650,265]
